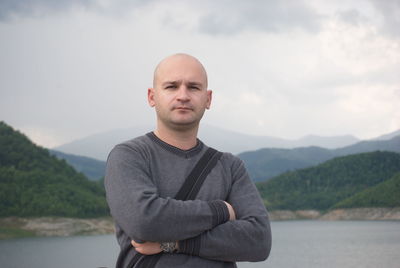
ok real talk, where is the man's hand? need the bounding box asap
[131,240,162,255]
[224,201,236,221]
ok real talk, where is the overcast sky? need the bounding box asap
[1,0,399,148]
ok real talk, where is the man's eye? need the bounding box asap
[165,85,176,89]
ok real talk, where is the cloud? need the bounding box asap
[369,0,400,38]
[336,9,366,27]
[196,0,324,35]
[0,0,91,20]
[1,0,399,147]
[0,0,152,20]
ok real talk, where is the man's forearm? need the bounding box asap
[110,194,230,242]
[178,215,271,262]
[134,213,271,262]
[131,201,237,256]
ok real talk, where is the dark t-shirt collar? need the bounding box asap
[146,132,204,158]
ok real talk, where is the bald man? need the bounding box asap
[105,54,271,268]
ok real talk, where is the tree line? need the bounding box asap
[0,121,108,218]
[256,151,400,211]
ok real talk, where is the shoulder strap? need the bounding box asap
[128,147,223,268]
[175,147,222,200]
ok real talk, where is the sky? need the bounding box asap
[1,0,399,148]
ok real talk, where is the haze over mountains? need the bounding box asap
[54,124,370,161]
[372,129,400,141]
[52,125,400,182]
[241,135,400,181]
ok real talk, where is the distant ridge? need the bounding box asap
[54,125,155,161]
[54,134,400,183]
[372,129,400,141]
[54,124,360,160]
[50,150,106,181]
[240,135,400,182]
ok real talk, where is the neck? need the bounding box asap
[154,122,199,150]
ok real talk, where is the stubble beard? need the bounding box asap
[158,108,205,133]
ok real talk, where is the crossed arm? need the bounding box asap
[105,145,271,262]
[131,201,237,255]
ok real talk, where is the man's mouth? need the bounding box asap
[174,106,193,111]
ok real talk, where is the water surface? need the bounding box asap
[1,220,399,268]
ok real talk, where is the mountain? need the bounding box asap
[256,151,400,211]
[54,125,155,161]
[335,136,400,155]
[50,150,106,181]
[291,134,359,149]
[0,121,108,217]
[54,124,360,160]
[240,135,400,182]
[373,129,400,141]
[239,146,334,182]
[199,126,359,154]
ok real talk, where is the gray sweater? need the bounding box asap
[105,133,271,268]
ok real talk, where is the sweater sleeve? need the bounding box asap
[178,157,272,262]
[104,144,229,242]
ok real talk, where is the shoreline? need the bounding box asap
[0,216,115,239]
[1,207,400,239]
[268,207,400,221]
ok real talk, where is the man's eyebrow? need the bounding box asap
[187,81,202,85]
[161,80,204,87]
[161,81,179,86]
[187,81,204,87]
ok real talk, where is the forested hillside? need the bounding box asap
[0,121,108,217]
[257,151,400,210]
[241,135,400,181]
[333,172,400,208]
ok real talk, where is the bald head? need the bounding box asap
[153,53,208,89]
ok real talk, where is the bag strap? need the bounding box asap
[175,147,222,200]
[128,147,222,268]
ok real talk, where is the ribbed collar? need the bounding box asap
[146,132,204,158]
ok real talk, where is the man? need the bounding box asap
[105,53,271,267]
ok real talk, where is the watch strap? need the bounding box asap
[160,242,177,253]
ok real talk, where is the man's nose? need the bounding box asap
[176,86,190,102]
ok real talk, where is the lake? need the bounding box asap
[1,220,399,268]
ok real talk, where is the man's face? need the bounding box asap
[148,55,212,131]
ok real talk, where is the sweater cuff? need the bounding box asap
[208,200,230,227]
[178,201,229,256]
[178,235,201,256]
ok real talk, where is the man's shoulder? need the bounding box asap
[108,133,153,158]
[213,150,250,181]
[211,148,244,168]
[116,134,150,148]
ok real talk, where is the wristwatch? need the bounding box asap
[160,242,177,253]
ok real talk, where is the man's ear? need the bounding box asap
[148,88,156,107]
[206,90,212,110]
